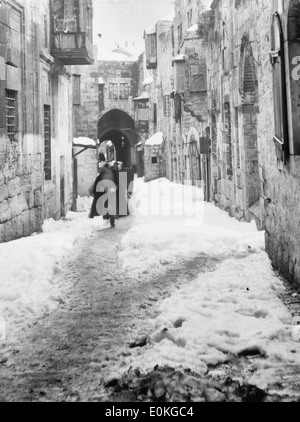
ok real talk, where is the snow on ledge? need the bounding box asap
[173,54,185,62]
[145,132,164,146]
[187,24,199,32]
[143,77,154,86]
[73,137,97,148]
[145,26,156,36]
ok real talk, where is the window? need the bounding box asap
[163,95,170,117]
[109,83,118,100]
[224,102,233,177]
[44,15,49,48]
[235,107,241,169]
[178,23,183,46]
[189,63,207,92]
[152,103,157,126]
[270,12,289,161]
[152,157,158,164]
[145,32,157,69]
[174,60,185,93]
[5,90,18,142]
[187,9,193,27]
[44,105,52,181]
[73,75,81,105]
[7,8,22,68]
[119,83,129,99]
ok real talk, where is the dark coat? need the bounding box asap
[89,165,119,219]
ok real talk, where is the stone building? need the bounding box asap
[141,0,211,195]
[201,0,300,286]
[144,132,166,182]
[0,0,93,243]
[72,58,139,196]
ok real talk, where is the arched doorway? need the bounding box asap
[98,109,137,168]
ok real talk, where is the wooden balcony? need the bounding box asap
[51,31,93,65]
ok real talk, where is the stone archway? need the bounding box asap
[98,109,137,168]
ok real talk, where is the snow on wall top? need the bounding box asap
[143,77,154,86]
[145,132,164,146]
[187,24,199,33]
[73,137,97,148]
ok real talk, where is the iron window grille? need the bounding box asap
[5,89,18,142]
[44,105,52,181]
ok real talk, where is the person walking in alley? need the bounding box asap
[89,160,119,228]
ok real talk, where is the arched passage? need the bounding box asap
[98,109,137,168]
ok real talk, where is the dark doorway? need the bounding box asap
[100,130,131,167]
[98,109,137,169]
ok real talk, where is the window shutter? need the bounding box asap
[73,75,81,105]
[271,12,289,162]
[175,62,185,93]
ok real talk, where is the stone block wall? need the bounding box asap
[74,147,98,197]
[144,144,166,183]
[0,137,43,242]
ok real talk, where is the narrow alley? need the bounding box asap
[0,179,300,403]
[1,0,300,406]
[0,215,223,402]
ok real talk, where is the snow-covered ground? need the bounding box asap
[119,178,264,277]
[0,196,96,341]
[1,177,299,393]
[117,179,300,389]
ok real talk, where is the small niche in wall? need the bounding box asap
[152,157,158,164]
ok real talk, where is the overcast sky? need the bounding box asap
[93,0,175,61]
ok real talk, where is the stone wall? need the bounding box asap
[144,144,166,183]
[0,0,76,243]
[73,60,137,141]
[0,148,43,242]
[74,147,98,197]
[205,0,300,286]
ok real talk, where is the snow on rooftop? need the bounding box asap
[133,91,149,101]
[73,137,97,148]
[143,77,154,86]
[173,54,185,62]
[187,24,199,32]
[145,26,156,36]
[145,132,164,146]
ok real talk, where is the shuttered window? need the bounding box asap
[175,61,185,93]
[145,33,157,68]
[119,83,129,99]
[270,12,289,161]
[163,95,170,117]
[44,105,52,181]
[73,75,81,105]
[109,83,118,99]
[224,102,233,177]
